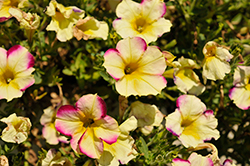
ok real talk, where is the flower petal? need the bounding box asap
[172,158,191,166]
[116,0,141,21]
[141,0,166,22]
[79,128,103,159]
[75,94,107,120]
[113,18,139,39]
[0,83,23,102]
[93,115,120,144]
[119,116,137,136]
[165,111,183,137]
[116,37,147,64]
[103,48,125,81]
[42,123,59,145]
[188,153,214,166]
[0,48,7,71]
[137,46,166,75]
[229,86,250,110]
[7,45,34,73]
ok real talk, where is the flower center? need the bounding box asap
[205,45,216,57]
[1,69,15,84]
[134,17,147,33]
[181,119,193,128]
[124,63,138,75]
[83,118,94,128]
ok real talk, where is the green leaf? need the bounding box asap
[138,137,149,159]
[62,68,73,76]
[231,13,242,25]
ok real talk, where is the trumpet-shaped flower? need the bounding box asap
[173,57,205,95]
[40,106,68,145]
[0,45,35,102]
[229,66,250,110]
[0,0,29,22]
[165,95,220,148]
[8,8,40,41]
[98,116,138,166]
[113,0,172,43]
[46,0,85,42]
[55,94,120,159]
[172,153,214,166]
[0,113,31,144]
[41,149,72,166]
[129,101,164,135]
[73,16,109,40]
[202,41,233,82]
[103,37,167,97]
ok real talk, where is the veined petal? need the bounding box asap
[165,111,183,137]
[216,47,233,62]
[233,66,250,85]
[103,48,125,81]
[55,105,84,136]
[137,46,166,75]
[113,18,139,39]
[176,95,206,120]
[93,115,120,144]
[116,37,147,64]
[229,86,250,110]
[12,75,35,91]
[42,123,59,145]
[119,116,137,136]
[188,153,214,166]
[76,94,107,120]
[116,74,166,97]
[7,45,34,73]
[0,83,23,102]
[141,0,166,22]
[79,128,103,159]
[70,131,84,153]
[172,158,191,166]
[116,0,141,21]
[203,55,231,81]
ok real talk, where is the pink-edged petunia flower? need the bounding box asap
[98,116,138,166]
[113,0,172,44]
[0,0,29,22]
[0,45,35,102]
[172,153,214,166]
[46,0,85,42]
[202,41,233,83]
[229,66,250,110]
[173,56,205,95]
[129,101,164,135]
[73,16,109,41]
[40,106,69,145]
[41,149,72,166]
[103,37,167,97]
[223,159,236,166]
[0,113,31,144]
[55,94,120,159]
[165,95,220,148]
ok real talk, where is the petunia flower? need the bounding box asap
[0,113,31,144]
[0,155,9,166]
[113,0,172,44]
[98,116,138,166]
[41,149,72,166]
[173,56,205,95]
[73,16,109,41]
[172,153,214,166]
[55,94,120,159]
[165,95,220,148]
[223,159,236,166]
[8,8,40,42]
[103,37,167,97]
[40,106,68,145]
[129,101,164,135]
[0,45,35,102]
[0,0,29,22]
[229,66,250,110]
[46,0,85,42]
[202,41,233,83]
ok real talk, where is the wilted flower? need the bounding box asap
[172,153,214,166]
[41,149,72,166]
[46,0,85,42]
[0,0,29,22]
[8,8,40,42]
[165,95,220,148]
[173,56,205,95]
[0,155,9,166]
[103,37,167,97]
[0,113,31,144]
[113,0,172,43]
[129,101,164,135]
[55,94,120,159]
[202,41,233,82]
[98,116,138,166]
[0,45,35,102]
[73,16,109,40]
[229,66,250,110]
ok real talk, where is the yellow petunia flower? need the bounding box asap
[113,0,172,44]
[45,0,85,42]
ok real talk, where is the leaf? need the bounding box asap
[138,137,149,159]
[231,13,242,25]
